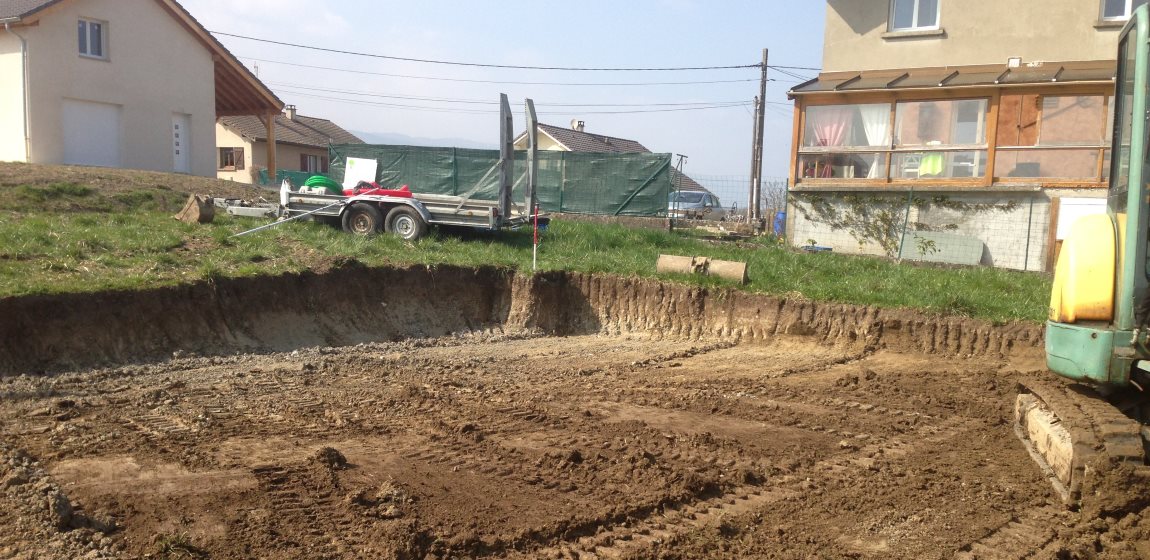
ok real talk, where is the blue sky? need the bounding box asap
[180,0,826,184]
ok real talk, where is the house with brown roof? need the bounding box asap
[786,0,1125,270]
[215,105,363,184]
[0,0,281,176]
[513,120,711,195]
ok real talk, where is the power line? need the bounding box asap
[272,88,752,115]
[243,57,766,86]
[262,81,757,108]
[770,66,816,82]
[769,64,822,72]
[213,31,759,71]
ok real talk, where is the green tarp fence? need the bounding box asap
[321,144,673,217]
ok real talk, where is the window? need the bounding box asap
[300,154,328,174]
[800,103,892,179]
[218,147,244,171]
[77,18,107,59]
[890,0,939,31]
[797,99,989,181]
[1103,0,1148,20]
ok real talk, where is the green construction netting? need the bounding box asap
[325,144,673,217]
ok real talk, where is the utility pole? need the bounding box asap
[746,95,760,225]
[752,48,769,225]
[670,154,687,233]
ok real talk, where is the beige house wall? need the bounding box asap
[4,0,216,175]
[215,122,332,184]
[823,0,1123,72]
[215,122,253,183]
[0,33,25,162]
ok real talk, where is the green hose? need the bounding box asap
[303,175,343,195]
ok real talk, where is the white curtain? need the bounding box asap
[859,105,890,178]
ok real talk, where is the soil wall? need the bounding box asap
[0,265,1044,376]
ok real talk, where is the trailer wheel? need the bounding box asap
[385,206,427,241]
[343,203,383,235]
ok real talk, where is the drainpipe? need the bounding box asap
[4,20,31,163]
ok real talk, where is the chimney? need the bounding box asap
[284,105,297,120]
[570,119,585,132]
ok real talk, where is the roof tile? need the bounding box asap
[219,114,362,149]
[0,0,62,20]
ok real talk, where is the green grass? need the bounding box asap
[0,207,1052,323]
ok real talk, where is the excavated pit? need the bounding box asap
[0,265,1043,376]
[5,265,1141,560]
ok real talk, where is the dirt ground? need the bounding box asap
[1,269,1149,559]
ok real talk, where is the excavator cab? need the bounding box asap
[1017,5,1150,505]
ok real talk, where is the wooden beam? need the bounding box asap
[1046,196,1061,272]
[261,112,277,182]
[984,90,1002,187]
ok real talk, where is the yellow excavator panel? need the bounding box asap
[1048,213,1116,323]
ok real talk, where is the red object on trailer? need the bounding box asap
[343,182,414,198]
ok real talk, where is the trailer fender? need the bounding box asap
[394,200,433,224]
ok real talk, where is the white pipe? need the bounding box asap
[4,22,31,162]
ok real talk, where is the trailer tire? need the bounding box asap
[343,203,383,235]
[386,206,427,241]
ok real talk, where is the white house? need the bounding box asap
[0,0,282,177]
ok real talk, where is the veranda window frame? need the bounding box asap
[791,85,1113,188]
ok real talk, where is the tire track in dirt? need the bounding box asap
[0,325,1054,559]
[502,403,980,559]
[954,505,1064,560]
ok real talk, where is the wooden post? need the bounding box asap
[1046,196,1061,272]
[752,48,769,222]
[746,95,760,224]
[262,112,277,183]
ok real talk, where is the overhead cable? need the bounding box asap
[245,57,767,86]
[272,88,753,115]
[263,81,774,107]
[213,31,759,71]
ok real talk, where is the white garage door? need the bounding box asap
[62,99,122,167]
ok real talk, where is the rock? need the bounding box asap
[2,471,29,488]
[46,491,73,530]
[312,446,347,470]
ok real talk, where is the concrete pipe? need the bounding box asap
[656,254,748,285]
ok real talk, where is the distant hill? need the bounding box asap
[351,131,495,150]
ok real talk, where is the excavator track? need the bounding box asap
[1014,376,1147,506]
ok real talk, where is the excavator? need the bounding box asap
[1016,4,1150,505]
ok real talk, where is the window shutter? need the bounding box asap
[300,154,308,172]
[321,156,329,174]
[236,148,245,170]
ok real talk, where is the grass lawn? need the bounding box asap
[0,163,1052,323]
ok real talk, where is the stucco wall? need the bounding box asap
[252,142,330,182]
[215,123,253,183]
[215,122,331,184]
[13,0,216,175]
[0,33,26,162]
[823,0,1123,72]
